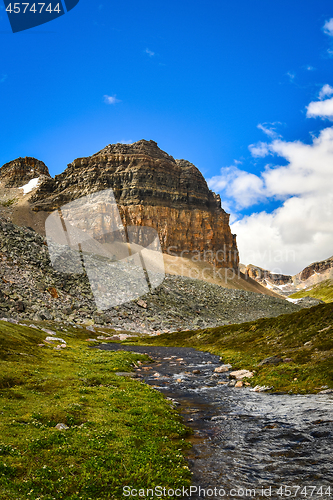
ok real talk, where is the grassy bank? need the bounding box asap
[129,303,333,394]
[289,279,333,303]
[0,321,191,500]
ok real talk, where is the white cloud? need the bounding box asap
[257,123,282,139]
[319,84,333,100]
[119,139,133,144]
[145,48,155,57]
[323,18,333,37]
[232,191,333,275]
[103,94,121,105]
[306,96,333,120]
[230,127,333,274]
[208,166,265,209]
[248,141,270,157]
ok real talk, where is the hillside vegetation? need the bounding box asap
[0,321,191,500]
[289,279,333,303]
[132,303,333,394]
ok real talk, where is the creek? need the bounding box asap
[98,343,333,500]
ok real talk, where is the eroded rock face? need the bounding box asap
[0,157,51,188]
[243,264,292,286]
[299,256,333,281]
[28,140,239,269]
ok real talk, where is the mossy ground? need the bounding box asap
[129,303,333,394]
[0,321,191,500]
[289,279,333,303]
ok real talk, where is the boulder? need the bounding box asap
[229,369,254,380]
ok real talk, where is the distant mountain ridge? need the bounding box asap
[240,256,333,299]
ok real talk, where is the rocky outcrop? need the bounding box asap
[0,157,50,188]
[298,256,333,282]
[241,264,292,286]
[10,140,239,269]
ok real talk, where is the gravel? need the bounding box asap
[0,214,301,333]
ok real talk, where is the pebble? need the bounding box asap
[250,385,273,392]
[45,336,66,343]
[55,423,69,430]
[214,365,231,373]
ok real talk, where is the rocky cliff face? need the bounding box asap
[242,264,293,286]
[0,157,50,188]
[298,256,333,281]
[19,139,238,269]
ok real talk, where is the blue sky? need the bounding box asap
[1,0,333,273]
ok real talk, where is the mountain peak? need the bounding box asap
[95,139,175,161]
[0,157,50,188]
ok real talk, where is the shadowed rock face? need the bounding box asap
[0,157,51,188]
[1,140,239,270]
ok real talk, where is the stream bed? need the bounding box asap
[97,343,333,500]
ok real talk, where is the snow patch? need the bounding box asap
[20,177,39,194]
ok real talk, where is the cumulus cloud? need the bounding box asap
[306,96,333,120]
[209,121,333,274]
[232,191,333,275]
[103,94,121,105]
[208,166,265,209]
[323,18,333,37]
[230,127,333,274]
[248,141,270,157]
[319,84,333,99]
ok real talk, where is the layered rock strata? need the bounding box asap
[2,140,239,269]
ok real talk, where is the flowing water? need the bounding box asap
[98,343,333,500]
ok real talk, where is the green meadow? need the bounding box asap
[289,279,333,303]
[0,321,191,500]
